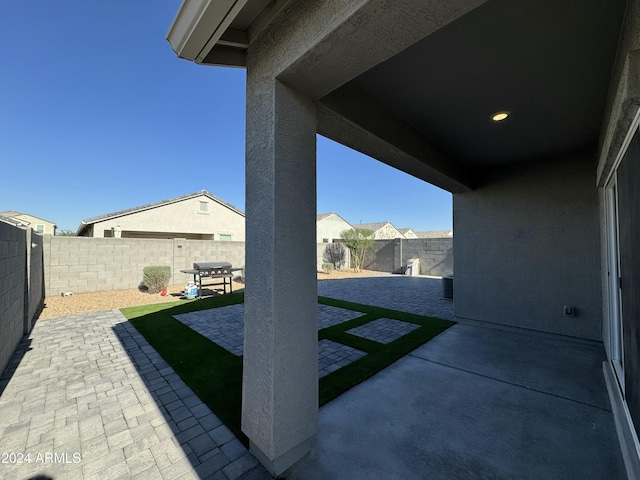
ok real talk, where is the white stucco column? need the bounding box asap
[242,76,318,475]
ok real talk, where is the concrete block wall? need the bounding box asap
[43,236,448,298]
[363,238,453,276]
[26,230,45,331]
[44,237,246,297]
[363,240,398,273]
[0,222,26,376]
[45,237,173,296]
[317,242,351,270]
[0,223,43,376]
[398,238,454,276]
[172,239,245,284]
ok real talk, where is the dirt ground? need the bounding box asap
[38,269,387,319]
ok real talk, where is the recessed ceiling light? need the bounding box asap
[491,111,510,122]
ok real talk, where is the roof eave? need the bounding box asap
[166,0,248,65]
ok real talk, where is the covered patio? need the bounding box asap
[0,276,625,479]
[166,0,640,476]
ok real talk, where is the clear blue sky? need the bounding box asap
[0,2,452,233]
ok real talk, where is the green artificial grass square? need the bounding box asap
[121,292,453,447]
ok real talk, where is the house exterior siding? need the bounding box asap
[0,213,56,235]
[454,153,602,340]
[84,193,245,241]
[316,213,352,243]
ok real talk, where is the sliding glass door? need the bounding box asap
[606,123,640,441]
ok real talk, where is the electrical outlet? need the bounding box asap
[563,305,575,316]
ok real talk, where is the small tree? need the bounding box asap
[56,229,76,236]
[340,228,375,273]
[322,243,346,270]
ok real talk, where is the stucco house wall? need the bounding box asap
[454,153,602,340]
[78,191,245,241]
[316,213,352,243]
[0,212,57,235]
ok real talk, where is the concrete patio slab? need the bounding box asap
[285,322,626,479]
[410,324,611,410]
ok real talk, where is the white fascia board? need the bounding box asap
[167,0,248,63]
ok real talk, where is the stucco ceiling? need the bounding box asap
[348,0,626,167]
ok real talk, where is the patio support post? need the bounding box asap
[242,75,318,476]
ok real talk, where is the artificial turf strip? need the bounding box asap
[121,293,454,446]
[121,293,248,445]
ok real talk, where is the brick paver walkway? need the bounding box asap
[346,318,420,344]
[318,276,454,319]
[317,340,366,378]
[0,310,270,480]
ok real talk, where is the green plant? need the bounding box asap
[340,228,375,272]
[323,243,346,269]
[321,262,334,273]
[142,266,171,294]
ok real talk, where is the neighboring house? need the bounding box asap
[398,228,418,239]
[76,190,245,241]
[316,212,353,243]
[0,211,57,235]
[416,230,453,238]
[357,222,404,239]
[168,0,640,475]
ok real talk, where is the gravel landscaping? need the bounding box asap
[38,270,389,319]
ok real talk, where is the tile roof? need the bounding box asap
[0,210,24,217]
[0,215,25,228]
[416,230,453,238]
[316,212,353,226]
[356,222,393,232]
[0,211,57,226]
[316,212,335,221]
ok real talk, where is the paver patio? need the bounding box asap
[0,276,627,479]
[0,309,268,480]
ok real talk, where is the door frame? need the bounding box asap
[603,108,640,393]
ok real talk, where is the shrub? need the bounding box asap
[321,262,334,273]
[323,243,346,269]
[143,266,171,294]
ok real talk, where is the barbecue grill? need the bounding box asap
[180,261,237,297]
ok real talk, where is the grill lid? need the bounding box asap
[193,261,232,277]
[193,262,232,270]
